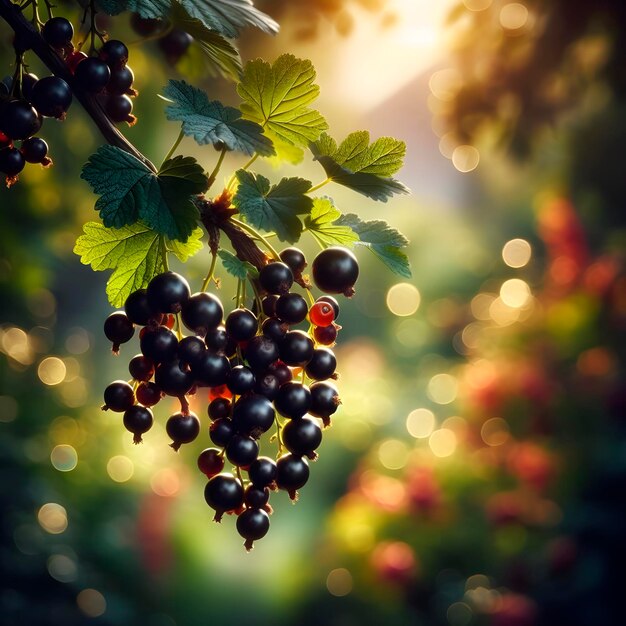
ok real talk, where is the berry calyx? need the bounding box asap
[123,405,154,444]
[312,247,359,296]
[166,411,200,451]
[30,76,72,118]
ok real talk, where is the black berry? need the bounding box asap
[166,411,200,451]
[305,347,337,380]
[107,66,134,95]
[158,29,193,62]
[275,293,308,324]
[191,352,231,386]
[205,325,236,355]
[104,311,134,352]
[178,336,206,367]
[208,397,231,421]
[30,76,72,118]
[99,39,129,69]
[128,354,154,381]
[140,326,178,363]
[244,335,279,371]
[312,247,359,296]
[124,288,157,325]
[226,434,259,467]
[197,448,224,477]
[204,473,243,522]
[248,456,277,488]
[75,57,111,93]
[155,359,194,396]
[210,417,236,447]
[279,330,314,366]
[310,382,340,425]
[123,405,153,444]
[259,262,293,295]
[280,247,307,274]
[274,382,311,419]
[232,394,275,438]
[262,317,287,343]
[181,292,223,335]
[244,485,270,508]
[276,454,309,500]
[261,295,278,317]
[103,380,134,412]
[253,373,279,401]
[147,271,190,313]
[42,17,74,49]
[136,381,161,407]
[236,508,270,551]
[1,100,42,140]
[227,365,255,395]
[282,417,322,458]
[0,147,25,178]
[313,323,338,346]
[105,95,134,124]
[20,137,48,163]
[225,308,258,342]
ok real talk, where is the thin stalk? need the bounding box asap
[160,236,169,271]
[201,251,218,292]
[161,129,184,168]
[226,153,258,190]
[308,178,331,194]
[230,217,280,261]
[207,146,227,189]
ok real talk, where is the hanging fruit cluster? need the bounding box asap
[102,245,358,550]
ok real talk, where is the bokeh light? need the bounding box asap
[427,374,458,404]
[452,146,480,172]
[502,239,532,268]
[326,568,353,596]
[386,283,421,316]
[500,3,529,30]
[429,429,458,457]
[37,503,68,534]
[76,589,106,617]
[378,439,409,470]
[50,444,78,472]
[37,357,67,385]
[106,456,134,483]
[406,408,436,439]
[500,279,531,308]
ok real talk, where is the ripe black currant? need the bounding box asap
[244,335,279,371]
[191,352,231,386]
[261,295,278,317]
[208,397,231,421]
[261,317,287,343]
[123,405,153,444]
[181,292,223,335]
[20,137,48,164]
[274,382,311,419]
[1,100,42,140]
[103,311,134,349]
[74,57,111,93]
[259,262,293,295]
[128,354,154,381]
[279,330,314,366]
[253,373,279,401]
[166,411,200,451]
[158,29,193,62]
[267,360,293,385]
[236,508,270,551]
[103,380,135,412]
[313,323,338,346]
[310,382,340,426]
[204,473,244,522]
[140,326,178,363]
[178,336,206,367]
[136,381,161,407]
[227,365,255,395]
[0,147,25,178]
[248,456,277,488]
[279,247,307,274]
[147,271,190,313]
[205,325,236,355]
[305,347,337,381]
[124,288,157,325]
[197,448,224,477]
[226,434,259,467]
[155,359,194,396]
[42,17,74,49]
[105,95,134,125]
[21,73,38,101]
[282,417,322,459]
[232,394,275,438]
[275,293,308,324]
[106,66,134,95]
[276,454,310,500]
[312,247,359,296]
[210,417,236,447]
[30,76,72,118]
[225,308,258,342]
[244,485,270,508]
[99,39,129,69]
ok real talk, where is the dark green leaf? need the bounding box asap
[218,249,259,280]
[369,245,412,278]
[96,0,169,18]
[233,170,313,242]
[163,80,274,156]
[335,213,409,247]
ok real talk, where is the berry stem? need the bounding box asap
[226,153,258,191]
[307,178,330,194]
[207,146,227,189]
[201,250,218,292]
[275,417,284,456]
[230,217,280,261]
[160,236,169,271]
[161,129,185,168]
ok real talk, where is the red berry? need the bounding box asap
[308,301,335,327]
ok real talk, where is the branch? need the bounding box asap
[0,0,157,172]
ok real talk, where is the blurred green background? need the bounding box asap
[2,1,626,625]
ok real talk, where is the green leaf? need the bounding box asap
[163,80,274,156]
[96,0,169,19]
[335,213,411,277]
[81,147,206,241]
[304,198,359,247]
[237,54,328,147]
[233,170,313,243]
[73,221,204,306]
[218,249,259,280]
[326,131,406,176]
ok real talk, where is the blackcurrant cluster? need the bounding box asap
[102,246,358,550]
[130,14,193,65]
[0,16,139,185]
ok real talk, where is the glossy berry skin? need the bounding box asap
[280,247,307,274]
[20,137,48,163]
[225,309,258,342]
[205,325,236,355]
[181,292,223,335]
[21,73,38,101]
[208,397,231,421]
[0,131,10,149]
[276,454,310,499]
[259,262,293,295]
[103,380,134,412]
[282,417,322,457]
[248,456,277,488]
[312,247,359,296]
[261,295,278,317]
[158,29,193,62]
[166,411,200,451]
[308,301,335,327]
[227,365,255,395]
[279,330,314,366]
[124,288,157,325]
[105,95,133,124]
[261,317,287,343]
[74,57,111,93]
[244,485,270,508]
[204,473,244,521]
[192,352,230,386]
[210,417,236,447]
[244,335,279,371]
[147,271,190,313]
[42,17,74,48]
[310,382,340,421]
[30,77,72,118]
[177,336,206,367]
[136,381,161,407]
[317,295,340,320]
[237,508,270,550]
[155,359,194,396]
[66,50,88,73]
[313,323,338,346]
[104,311,134,352]
[123,405,153,444]
[232,394,275,438]
[0,147,25,177]
[140,326,178,363]
[226,434,259,467]
[128,354,154,381]
[254,373,279,401]
[197,448,224,477]
[305,347,337,381]
[274,382,311,419]
[267,361,292,385]
[107,66,134,95]
[1,100,41,140]
[99,39,129,69]
[275,293,308,324]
